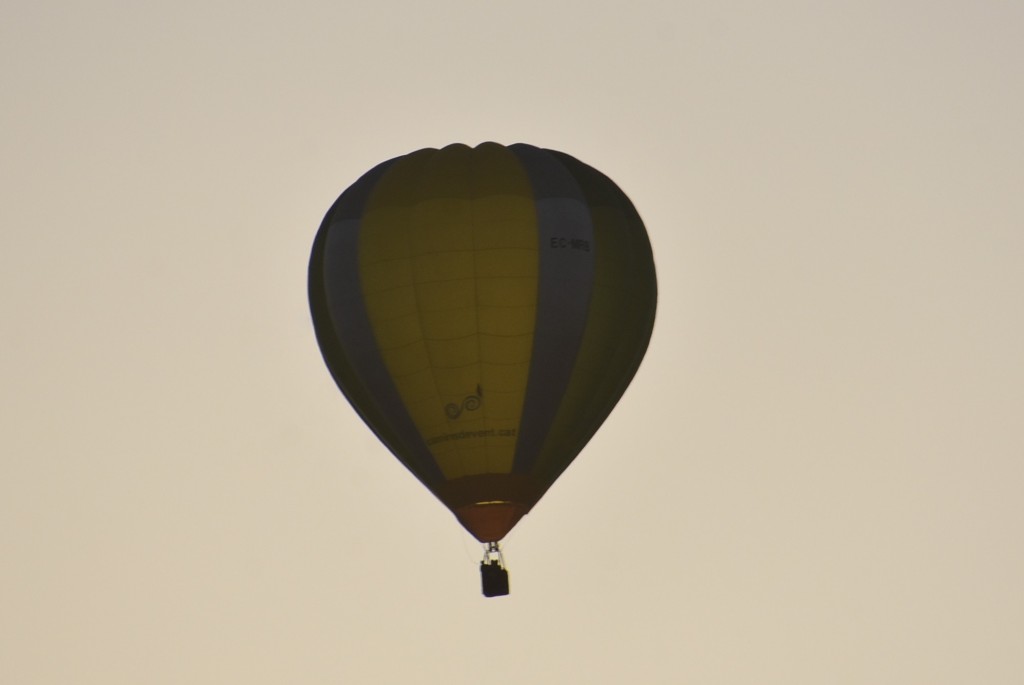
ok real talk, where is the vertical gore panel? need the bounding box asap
[359,144,538,481]
[508,144,596,473]
[530,151,657,482]
[315,155,445,486]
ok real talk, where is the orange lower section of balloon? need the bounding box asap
[454,502,531,542]
[436,474,539,541]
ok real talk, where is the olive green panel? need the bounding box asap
[359,144,538,481]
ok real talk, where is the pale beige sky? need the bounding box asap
[3,1,1023,683]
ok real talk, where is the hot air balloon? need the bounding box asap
[309,142,656,596]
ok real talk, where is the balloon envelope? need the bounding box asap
[309,142,656,542]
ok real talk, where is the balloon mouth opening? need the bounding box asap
[454,501,530,542]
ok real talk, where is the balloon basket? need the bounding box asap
[480,542,509,597]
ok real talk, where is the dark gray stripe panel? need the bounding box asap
[314,157,445,485]
[508,144,596,473]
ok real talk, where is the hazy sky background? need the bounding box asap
[3,1,1023,683]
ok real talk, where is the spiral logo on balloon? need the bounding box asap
[445,394,482,420]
